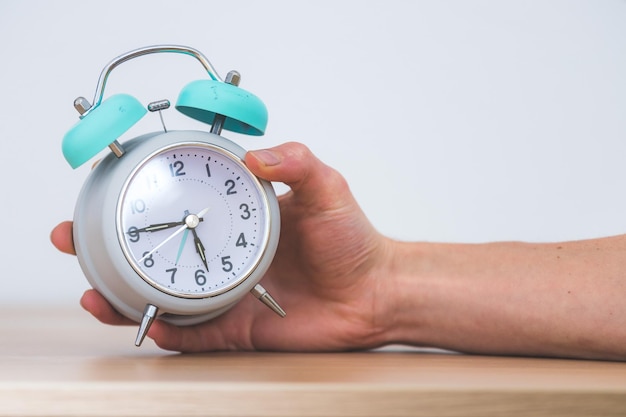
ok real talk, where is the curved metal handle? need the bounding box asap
[84,45,223,115]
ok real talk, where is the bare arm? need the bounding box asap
[381,238,626,360]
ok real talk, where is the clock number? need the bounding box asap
[142,252,155,268]
[195,269,207,286]
[144,174,158,190]
[205,163,211,178]
[239,203,251,220]
[166,267,177,284]
[225,179,237,195]
[236,232,248,248]
[130,199,146,214]
[169,161,186,177]
[221,256,233,272]
[127,226,140,243]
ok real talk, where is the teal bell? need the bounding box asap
[62,94,147,169]
[176,79,268,136]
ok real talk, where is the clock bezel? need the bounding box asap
[116,141,273,299]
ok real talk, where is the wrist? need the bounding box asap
[376,239,476,350]
[373,239,434,348]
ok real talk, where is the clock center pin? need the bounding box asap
[185,214,201,229]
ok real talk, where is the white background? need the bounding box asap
[1,0,625,306]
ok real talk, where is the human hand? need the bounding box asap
[50,142,393,353]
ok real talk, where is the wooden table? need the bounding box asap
[1,307,625,417]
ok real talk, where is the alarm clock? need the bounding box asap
[62,45,285,346]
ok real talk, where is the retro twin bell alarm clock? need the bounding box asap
[62,45,285,346]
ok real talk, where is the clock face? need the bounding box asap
[117,142,271,298]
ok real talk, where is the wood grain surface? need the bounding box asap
[1,307,625,416]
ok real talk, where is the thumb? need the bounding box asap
[245,142,350,209]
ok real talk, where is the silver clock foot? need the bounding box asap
[135,304,159,347]
[251,284,286,318]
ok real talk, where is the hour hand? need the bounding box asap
[190,228,209,271]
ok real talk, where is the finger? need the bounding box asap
[146,320,208,352]
[147,308,256,353]
[245,142,351,209]
[50,221,76,255]
[80,289,227,351]
[80,289,136,326]
[147,319,230,353]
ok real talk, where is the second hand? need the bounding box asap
[175,229,189,265]
[175,211,191,265]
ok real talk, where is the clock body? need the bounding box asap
[72,130,280,325]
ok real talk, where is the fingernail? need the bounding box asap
[252,149,282,167]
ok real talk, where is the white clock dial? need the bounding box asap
[117,142,270,298]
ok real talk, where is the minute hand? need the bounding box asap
[136,221,183,233]
[135,219,203,233]
[137,207,211,263]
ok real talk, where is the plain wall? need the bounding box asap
[1,0,625,305]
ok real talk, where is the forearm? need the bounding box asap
[381,236,626,360]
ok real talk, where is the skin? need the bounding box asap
[51,142,626,360]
